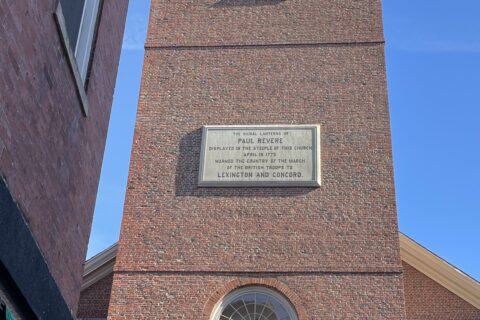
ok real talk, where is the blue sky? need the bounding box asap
[88,1,479,280]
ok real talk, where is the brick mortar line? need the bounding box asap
[112,270,403,276]
[143,40,385,51]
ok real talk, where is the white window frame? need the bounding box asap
[54,0,102,116]
[74,0,101,83]
[210,286,298,320]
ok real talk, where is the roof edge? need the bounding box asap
[81,244,117,291]
[81,235,480,310]
[399,233,480,309]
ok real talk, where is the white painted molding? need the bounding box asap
[400,233,480,309]
[81,243,117,291]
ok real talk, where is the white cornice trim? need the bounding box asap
[399,233,480,309]
[80,235,480,311]
[81,243,118,291]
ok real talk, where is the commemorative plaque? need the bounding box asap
[198,125,321,187]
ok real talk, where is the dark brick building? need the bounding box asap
[108,0,408,319]
[0,0,128,319]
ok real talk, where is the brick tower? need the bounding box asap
[109,0,407,318]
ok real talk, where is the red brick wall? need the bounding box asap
[0,0,127,314]
[77,261,480,318]
[80,261,480,318]
[77,274,113,319]
[109,273,405,319]
[403,262,480,319]
[117,45,401,272]
[146,0,384,47]
[110,0,406,318]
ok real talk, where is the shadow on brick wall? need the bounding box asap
[175,128,314,198]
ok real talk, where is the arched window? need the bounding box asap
[211,286,298,320]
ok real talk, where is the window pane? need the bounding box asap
[218,288,295,320]
[59,0,86,51]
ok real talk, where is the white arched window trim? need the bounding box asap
[210,286,298,320]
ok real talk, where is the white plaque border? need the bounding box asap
[198,124,321,188]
